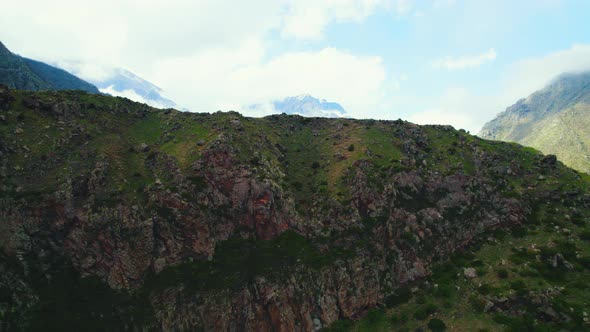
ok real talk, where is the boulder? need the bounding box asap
[540,154,557,166]
[463,267,478,278]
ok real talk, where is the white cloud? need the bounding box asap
[408,87,501,133]
[501,44,590,102]
[51,61,118,82]
[0,0,404,70]
[0,0,393,117]
[151,45,386,117]
[99,85,162,108]
[432,49,497,70]
[0,0,284,71]
[280,0,411,40]
[412,44,590,134]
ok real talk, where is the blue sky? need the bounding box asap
[2,0,590,132]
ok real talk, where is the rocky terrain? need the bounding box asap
[0,86,589,331]
[479,71,590,174]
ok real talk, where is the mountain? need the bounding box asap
[248,94,347,117]
[274,94,346,117]
[54,61,176,108]
[1,87,590,331]
[0,41,99,93]
[479,71,590,173]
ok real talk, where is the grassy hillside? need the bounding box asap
[480,71,590,174]
[1,88,589,331]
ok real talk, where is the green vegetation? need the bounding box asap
[144,230,344,292]
[0,41,98,93]
[423,126,476,175]
[323,200,590,332]
[480,71,590,174]
[428,318,447,331]
[2,87,590,331]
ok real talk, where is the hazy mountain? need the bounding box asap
[54,61,176,108]
[479,71,590,173]
[0,41,99,93]
[247,94,346,117]
[274,94,346,117]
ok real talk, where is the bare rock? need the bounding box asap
[464,267,478,278]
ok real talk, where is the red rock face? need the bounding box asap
[1,136,532,330]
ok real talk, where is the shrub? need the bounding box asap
[510,280,527,296]
[347,144,355,152]
[365,308,386,326]
[578,256,590,268]
[391,312,409,325]
[414,303,437,320]
[385,288,412,308]
[477,283,493,295]
[324,319,354,332]
[470,295,487,312]
[433,284,453,299]
[511,226,528,238]
[497,268,509,279]
[311,161,320,169]
[428,318,447,331]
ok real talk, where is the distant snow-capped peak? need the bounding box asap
[245,95,347,118]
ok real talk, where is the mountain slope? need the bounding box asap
[54,61,176,108]
[479,71,590,173]
[0,42,51,91]
[0,42,99,94]
[0,87,589,331]
[94,68,176,108]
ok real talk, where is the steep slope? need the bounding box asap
[0,87,589,331]
[0,41,99,94]
[0,42,50,91]
[479,71,590,173]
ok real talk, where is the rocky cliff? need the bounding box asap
[0,86,588,331]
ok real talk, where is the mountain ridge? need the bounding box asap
[0,41,99,93]
[1,86,589,331]
[479,71,590,173]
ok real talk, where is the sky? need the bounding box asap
[2,0,590,132]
